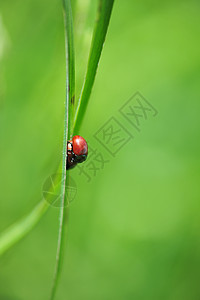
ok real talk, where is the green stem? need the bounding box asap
[50,0,75,299]
[0,200,49,256]
[73,0,114,133]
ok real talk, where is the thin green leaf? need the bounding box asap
[50,0,75,299]
[73,0,114,133]
[0,200,48,256]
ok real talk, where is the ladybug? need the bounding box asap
[66,135,88,170]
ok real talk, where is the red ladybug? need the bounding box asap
[66,135,88,170]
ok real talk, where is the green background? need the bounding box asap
[0,0,200,299]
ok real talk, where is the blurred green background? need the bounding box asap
[0,0,200,299]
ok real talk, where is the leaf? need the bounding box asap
[73,0,115,133]
[0,200,48,256]
[50,0,75,299]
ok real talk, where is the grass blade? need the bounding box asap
[73,0,115,133]
[0,200,48,256]
[0,0,115,296]
[50,0,75,299]
[0,0,75,271]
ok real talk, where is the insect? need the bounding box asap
[66,135,88,170]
